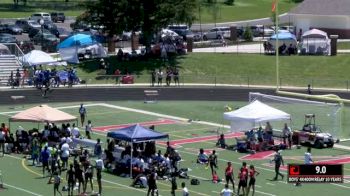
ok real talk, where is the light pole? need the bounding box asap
[39,19,44,50]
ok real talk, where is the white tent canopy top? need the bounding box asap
[302,29,328,39]
[223,100,291,132]
[23,50,66,66]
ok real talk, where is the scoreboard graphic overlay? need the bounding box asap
[288,164,343,183]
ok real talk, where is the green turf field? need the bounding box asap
[0,101,350,196]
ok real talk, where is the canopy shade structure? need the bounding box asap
[107,124,169,143]
[270,32,297,40]
[57,33,97,49]
[302,29,328,39]
[223,100,291,132]
[10,105,77,123]
[23,50,65,66]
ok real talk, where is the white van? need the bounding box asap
[30,12,51,22]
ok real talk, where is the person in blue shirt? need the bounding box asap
[41,146,51,177]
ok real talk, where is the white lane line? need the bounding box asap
[3,183,43,196]
[266,182,275,186]
[331,183,350,189]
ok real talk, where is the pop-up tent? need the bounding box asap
[107,124,168,177]
[23,50,66,66]
[9,105,77,123]
[107,124,169,143]
[268,32,297,50]
[300,29,330,55]
[58,34,107,64]
[223,100,291,132]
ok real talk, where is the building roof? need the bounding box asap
[289,0,350,16]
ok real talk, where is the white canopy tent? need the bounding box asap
[23,50,66,66]
[300,29,330,55]
[223,100,291,132]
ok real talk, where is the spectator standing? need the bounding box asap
[85,120,93,139]
[220,184,233,196]
[173,68,179,86]
[147,170,159,196]
[157,69,163,86]
[96,157,104,196]
[22,68,29,86]
[151,70,156,87]
[237,167,247,196]
[41,146,50,177]
[66,164,75,196]
[15,68,21,87]
[79,104,87,127]
[74,163,84,195]
[271,150,284,181]
[0,130,5,156]
[60,141,69,170]
[225,161,235,192]
[53,171,63,196]
[166,67,172,86]
[114,69,121,84]
[94,138,102,158]
[282,123,292,149]
[71,123,80,138]
[209,150,218,175]
[182,182,189,196]
[84,162,94,194]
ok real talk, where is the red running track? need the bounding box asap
[93,119,178,132]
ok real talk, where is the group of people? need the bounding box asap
[240,122,292,153]
[263,41,297,55]
[196,148,260,196]
[151,67,180,87]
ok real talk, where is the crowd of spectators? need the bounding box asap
[151,67,180,87]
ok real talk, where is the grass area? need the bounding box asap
[0,101,350,196]
[0,0,85,18]
[198,0,298,23]
[0,0,298,24]
[75,53,350,89]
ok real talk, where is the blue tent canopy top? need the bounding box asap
[270,32,296,40]
[57,33,98,49]
[107,124,169,143]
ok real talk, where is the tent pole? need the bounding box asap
[130,142,133,178]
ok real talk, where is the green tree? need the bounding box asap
[78,0,197,53]
[243,26,253,42]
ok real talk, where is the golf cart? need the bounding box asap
[292,114,334,148]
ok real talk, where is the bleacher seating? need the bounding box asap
[0,55,23,86]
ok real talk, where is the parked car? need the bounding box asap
[32,32,60,45]
[202,27,230,40]
[3,24,23,34]
[15,20,40,33]
[0,33,17,43]
[30,12,51,22]
[167,25,189,38]
[50,12,65,23]
[28,28,52,39]
[0,24,7,33]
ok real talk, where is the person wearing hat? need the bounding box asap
[271,150,284,181]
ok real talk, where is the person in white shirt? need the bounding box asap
[60,142,70,169]
[220,184,233,196]
[282,123,292,149]
[304,147,313,165]
[182,182,189,196]
[85,120,93,139]
[71,124,80,138]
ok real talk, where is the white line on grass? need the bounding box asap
[3,183,43,196]
[266,182,275,186]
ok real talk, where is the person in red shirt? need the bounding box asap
[247,165,260,196]
[1,123,10,137]
[237,167,247,196]
[225,161,235,192]
[114,69,121,84]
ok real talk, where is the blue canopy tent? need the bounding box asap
[57,33,97,49]
[268,32,297,52]
[107,124,169,177]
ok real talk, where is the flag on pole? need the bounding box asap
[272,0,277,12]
